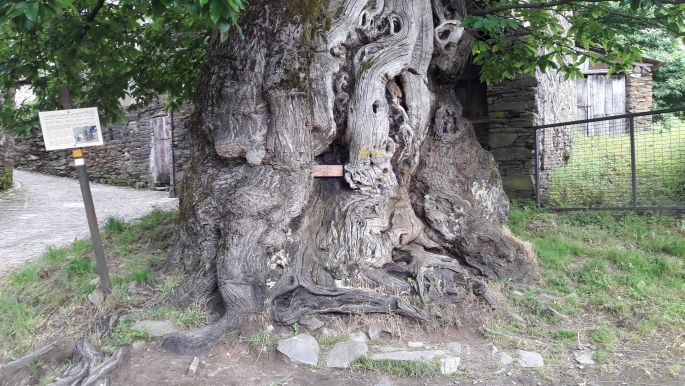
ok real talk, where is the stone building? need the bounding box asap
[458,60,655,200]
[14,102,191,190]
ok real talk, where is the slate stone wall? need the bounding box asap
[486,70,576,199]
[626,72,654,130]
[14,103,191,189]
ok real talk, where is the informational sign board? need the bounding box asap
[313,165,344,177]
[38,107,104,151]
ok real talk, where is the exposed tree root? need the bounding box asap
[50,338,126,386]
[0,340,73,386]
[161,313,241,355]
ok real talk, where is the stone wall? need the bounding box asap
[0,133,12,191]
[14,103,191,189]
[626,71,653,129]
[486,70,576,199]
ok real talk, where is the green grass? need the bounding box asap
[148,304,206,328]
[316,334,347,351]
[548,119,685,207]
[103,320,151,350]
[502,201,685,363]
[244,331,277,352]
[350,356,441,377]
[0,209,179,359]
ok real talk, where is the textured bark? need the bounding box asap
[167,0,534,354]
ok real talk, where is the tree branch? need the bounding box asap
[472,0,684,16]
[78,0,106,40]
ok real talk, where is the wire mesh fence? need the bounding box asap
[534,107,685,210]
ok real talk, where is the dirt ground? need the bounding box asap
[109,324,685,386]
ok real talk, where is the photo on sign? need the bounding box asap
[72,125,99,145]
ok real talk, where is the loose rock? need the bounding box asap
[574,350,596,365]
[277,333,320,366]
[515,350,544,368]
[370,350,445,362]
[500,352,515,366]
[440,356,461,375]
[187,357,200,376]
[448,341,462,355]
[325,340,368,368]
[299,316,324,331]
[407,341,424,348]
[350,331,368,343]
[368,323,383,340]
[87,289,104,307]
[132,320,178,337]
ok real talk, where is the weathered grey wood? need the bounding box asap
[167,0,535,354]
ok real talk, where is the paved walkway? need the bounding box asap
[0,170,178,276]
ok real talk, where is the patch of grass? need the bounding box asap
[63,256,94,277]
[589,325,615,345]
[350,356,441,377]
[128,267,154,285]
[71,239,92,255]
[316,334,347,351]
[244,331,277,352]
[104,320,150,350]
[41,247,69,267]
[148,304,206,328]
[507,202,685,375]
[552,329,578,342]
[103,216,128,236]
[0,210,179,359]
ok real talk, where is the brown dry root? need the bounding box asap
[161,313,241,355]
[50,339,126,386]
[0,340,73,386]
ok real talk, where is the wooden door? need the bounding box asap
[151,116,172,186]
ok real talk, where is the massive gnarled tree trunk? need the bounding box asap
[164,0,534,354]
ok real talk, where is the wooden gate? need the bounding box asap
[151,116,172,186]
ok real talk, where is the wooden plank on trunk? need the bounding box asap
[313,165,344,177]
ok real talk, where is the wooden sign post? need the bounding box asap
[313,165,344,177]
[38,95,111,294]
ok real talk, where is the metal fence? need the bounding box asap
[534,107,685,211]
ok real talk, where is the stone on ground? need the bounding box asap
[500,352,515,366]
[515,350,544,368]
[277,333,320,366]
[325,340,368,368]
[350,331,368,343]
[298,316,324,331]
[448,341,462,355]
[370,350,445,362]
[440,356,461,375]
[374,377,394,386]
[574,350,596,365]
[87,288,105,307]
[368,323,383,340]
[407,341,424,348]
[132,320,178,337]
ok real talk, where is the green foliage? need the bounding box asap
[0,0,245,135]
[463,1,684,83]
[621,29,685,112]
[0,168,11,191]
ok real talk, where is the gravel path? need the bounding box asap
[0,170,178,276]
